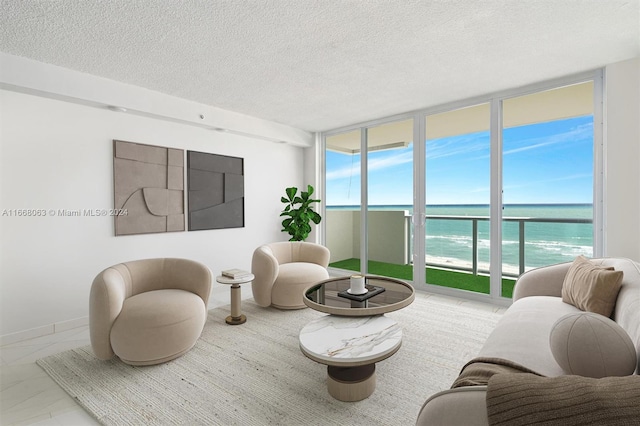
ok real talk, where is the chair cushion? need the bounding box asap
[110,289,207,365]
[550,312,637,377]
[272,262,329,309]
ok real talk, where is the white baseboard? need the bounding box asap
[0,316,89,347]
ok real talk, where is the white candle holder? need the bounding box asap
[349,275,367,295]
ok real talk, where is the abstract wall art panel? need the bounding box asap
[113,140,185,236]
[187,151,245,231]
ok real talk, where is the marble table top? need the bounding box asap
[299,315,402,366]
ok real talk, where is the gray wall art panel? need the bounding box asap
[187,151,245,231]
[113,140,185,236]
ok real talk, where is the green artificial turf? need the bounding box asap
[329,258,515,298]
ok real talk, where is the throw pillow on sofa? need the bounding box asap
[561,255,623,317]
[549,312,637,377]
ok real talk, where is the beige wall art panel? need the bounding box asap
[113,140,185,236]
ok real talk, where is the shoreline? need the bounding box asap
[425,255,522,275]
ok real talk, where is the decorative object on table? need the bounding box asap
[349,274,366,294]
[221,268,252,279]
[280,184,321,241]
[89,258,211,365]
[113,140,185,236]
[338,284,386,302]
[216,272,255,325]
[251,241,330,309]
[187,150,244,231]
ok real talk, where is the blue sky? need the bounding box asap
[326,116,594,206]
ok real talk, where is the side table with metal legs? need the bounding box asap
[215,273,255,325]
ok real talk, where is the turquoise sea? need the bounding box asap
[327,204,593,273]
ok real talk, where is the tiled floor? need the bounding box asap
[0,286,506,425]
[0,283,248,425]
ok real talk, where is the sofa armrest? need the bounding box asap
[512,262,572,301]
[89,267,128,360]
[416,386,488,426]
[251,245,279,307]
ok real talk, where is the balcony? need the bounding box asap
[326,209,593,298]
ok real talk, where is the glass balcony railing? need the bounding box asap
[420,215,593,277]
[326,209,593,287]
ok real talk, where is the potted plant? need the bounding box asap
[280,185,322,241]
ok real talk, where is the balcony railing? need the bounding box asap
[417,215,593,277]
[325,209,593,279]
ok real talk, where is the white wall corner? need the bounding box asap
[603,57,640,261]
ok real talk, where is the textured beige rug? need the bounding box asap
[37,292,503,425]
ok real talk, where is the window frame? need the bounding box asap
[321,70,603,304]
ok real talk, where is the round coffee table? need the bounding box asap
[300,275,414,401]
[299,314,402,402]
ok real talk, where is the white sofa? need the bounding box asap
[416,257,640,426]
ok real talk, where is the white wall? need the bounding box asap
[604,57,640,260]
[0,89,307,338]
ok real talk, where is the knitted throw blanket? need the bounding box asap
[451,358,640,425]
[451,357,541,388]
[486,374,640,426]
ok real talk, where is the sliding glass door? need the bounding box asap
[323,75,600,301]
[324,119,414,280]
[501,82,595,296]
[366,119,414,281]
[325,130,362,273]
[424,104,491,294]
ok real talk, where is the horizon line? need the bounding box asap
[327,202,593,208]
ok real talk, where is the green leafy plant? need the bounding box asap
[280,185,322,241]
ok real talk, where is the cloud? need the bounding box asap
[326,149,413,180]
[503,122,593,156]
[327,119,593,184]
[504,173,592,190]
[426,133,489,161]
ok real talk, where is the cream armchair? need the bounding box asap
[251,242,330,309]
[90,258,211,366]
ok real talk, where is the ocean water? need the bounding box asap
[328,204,593,273]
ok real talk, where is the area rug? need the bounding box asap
[37,292,503,425]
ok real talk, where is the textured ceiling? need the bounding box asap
[1,1,639,132]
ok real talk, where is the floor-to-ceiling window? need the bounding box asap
[366,119,414,281]
[323,74,600,301]
[324,119,414,279]
[424,103,491,294]
[500,82,595,296]
[325,130,362,273]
